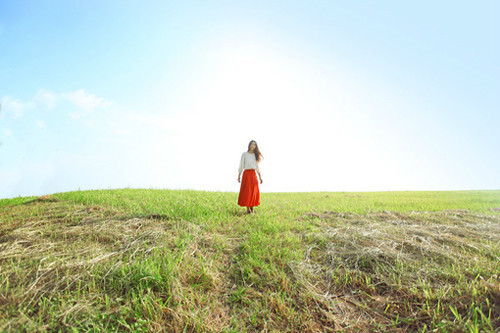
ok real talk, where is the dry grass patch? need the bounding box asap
[0,200,179,331]
[296,210,500,332]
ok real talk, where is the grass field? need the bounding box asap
[1,189,499,332]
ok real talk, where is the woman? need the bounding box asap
[237,140,263,214]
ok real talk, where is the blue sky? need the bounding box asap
[1,0,499,199]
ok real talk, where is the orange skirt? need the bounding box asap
[238,169,260,207]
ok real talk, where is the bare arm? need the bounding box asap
[238,153,245,182]
[256,163,263,183]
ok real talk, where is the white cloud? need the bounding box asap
[62,89,113,118]
[63,89,111,109]
[3,128,13,137]
[1,96,35,119]
[1,88,113,120]
[36,120,46,128]
[34,89,57,110]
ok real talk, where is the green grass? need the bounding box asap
[1,189,499,332]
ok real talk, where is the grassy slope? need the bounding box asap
[1,189,499,332]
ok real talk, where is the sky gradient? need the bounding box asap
[1,0,499,199]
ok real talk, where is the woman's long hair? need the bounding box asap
[248,140,263,162]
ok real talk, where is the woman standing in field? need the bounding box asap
[238,140,263,214]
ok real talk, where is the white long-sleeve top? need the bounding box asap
[238,152,261,175]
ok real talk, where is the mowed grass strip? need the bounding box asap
[0,189,499,332]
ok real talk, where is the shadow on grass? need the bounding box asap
[143,214,172,221]
[229,208,255,217]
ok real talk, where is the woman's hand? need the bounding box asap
[237,177,241,183]
[260,178,263,184]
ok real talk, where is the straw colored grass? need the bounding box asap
[296,210,500,331]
